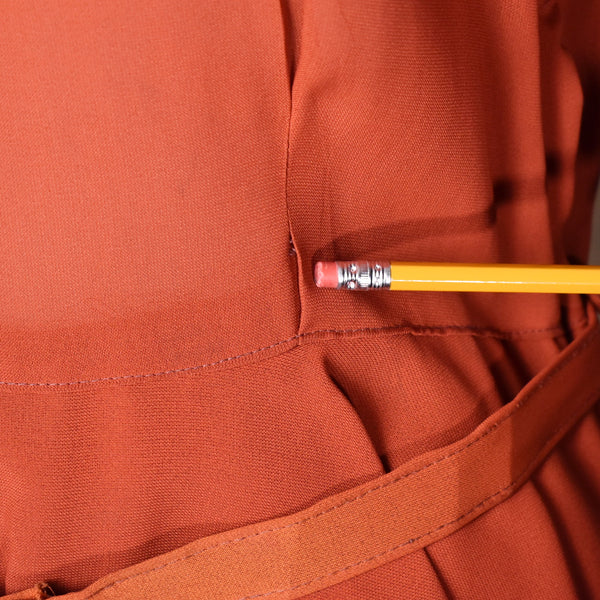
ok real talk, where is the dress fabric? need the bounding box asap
[1,1,600,599]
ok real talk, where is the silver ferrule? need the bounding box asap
[335,260,391,290]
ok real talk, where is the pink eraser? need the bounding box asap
[314,261,339,288]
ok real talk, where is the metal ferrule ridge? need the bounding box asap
[335,260,391,290]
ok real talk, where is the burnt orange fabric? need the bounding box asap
[1,296,597,600]
[1,1,599,599]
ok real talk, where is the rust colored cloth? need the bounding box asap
[1,1,599,599]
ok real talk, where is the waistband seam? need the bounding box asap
[0,322,568,388]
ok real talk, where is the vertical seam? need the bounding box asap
[283,46,302,335]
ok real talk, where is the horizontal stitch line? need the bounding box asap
[80,325,600,600]
[0,322,564,387]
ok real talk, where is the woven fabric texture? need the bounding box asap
[1,0,599,598]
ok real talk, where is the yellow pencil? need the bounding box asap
[313,260,600,293]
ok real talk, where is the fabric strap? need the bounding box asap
[6,295,600,600]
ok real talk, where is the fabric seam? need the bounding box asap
[0,322,569,387]
[282,1,302,336]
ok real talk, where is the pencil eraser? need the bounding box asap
[314,261,339,288]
